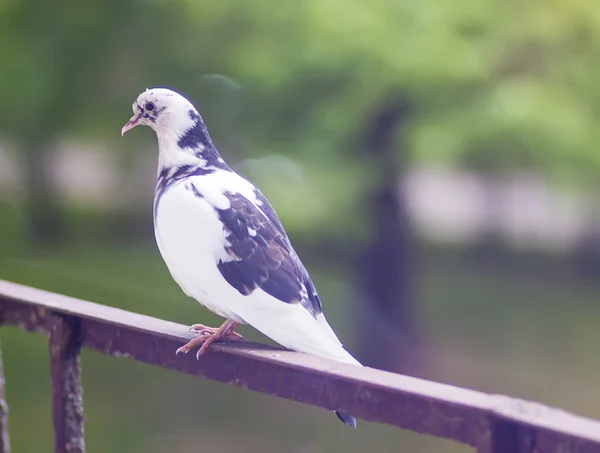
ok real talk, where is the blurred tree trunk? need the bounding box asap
[22,138,65,245]
[474,171,506,260]
[2,0,140,245]
[462,159,509,264]
[356,96,420,374]
[573,203,600,280]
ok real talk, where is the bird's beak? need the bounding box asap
[121,114,142,136]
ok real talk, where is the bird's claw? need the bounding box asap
[195,347,207,360]
[175,345,189,356]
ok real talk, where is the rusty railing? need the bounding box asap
[0,279,599,453]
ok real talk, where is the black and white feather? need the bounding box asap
[122,88,361,427]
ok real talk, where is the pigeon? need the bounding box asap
[121,87,361,427]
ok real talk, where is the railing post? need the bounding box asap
[477,417,532,453]
[48,315,85,453]
[0,340,10,453]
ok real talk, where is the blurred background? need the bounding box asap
[1,0,600,451]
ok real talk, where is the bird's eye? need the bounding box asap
[145,102,155,112]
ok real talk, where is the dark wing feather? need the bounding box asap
[253,190,324,313]
[215,190,322,316]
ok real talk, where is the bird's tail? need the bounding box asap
[314,314,360,428]
[335,411,357,428]
[229,300,361,427]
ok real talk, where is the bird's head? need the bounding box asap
[121,88,197,137]
[121,87,221,171]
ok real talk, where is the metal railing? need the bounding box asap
[0,279,599,453]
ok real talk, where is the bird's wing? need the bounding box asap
[215,190,322,317]
[253,189,325,312]
[214,190,360,365]
[214,190,361,364]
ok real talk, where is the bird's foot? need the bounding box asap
[188,324,245,342]
[176,321,243,359]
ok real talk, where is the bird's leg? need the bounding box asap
[176,319,243,359]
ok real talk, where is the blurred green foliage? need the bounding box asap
[2,0,600,234]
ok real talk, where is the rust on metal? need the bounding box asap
[0,279,599,453]
[0,340,10,453]
[48,314,85,453]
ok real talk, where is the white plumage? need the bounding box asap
[154,175,359,365]
[122,87,361,426]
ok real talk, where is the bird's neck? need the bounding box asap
[154,111,230,196]
[156,110,229,175]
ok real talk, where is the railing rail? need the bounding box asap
[0,279,599,453]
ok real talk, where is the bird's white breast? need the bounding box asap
[153,171,259,321]
[154,180,230,316]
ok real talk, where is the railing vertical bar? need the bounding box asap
[0,340,10,453]
[479,417,532,453]
[48,315,85,453]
